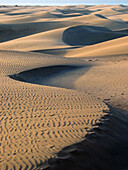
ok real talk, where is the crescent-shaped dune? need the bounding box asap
[0,4,128,170]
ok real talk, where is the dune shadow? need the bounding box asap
[53,13,82,18]
[95,14,107,19]
[62,25,127,46]
[8,64,91,89]
[56,9,92,15]
[6,12,30,15]
[0,21,69,43]
[32,47,79,56]
[39,105,128,170]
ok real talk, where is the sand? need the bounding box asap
[0,5,128,170]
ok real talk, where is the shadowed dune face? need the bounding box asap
[8,65,82,86]
[95,14,107,19]
[46,107,128,170]
[8,64,92,90]
[0,21,72,43]
[56,8,92,15]
[62,25,127,46]
[6,12,31,15]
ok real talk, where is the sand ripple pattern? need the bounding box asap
[0,51,109,169]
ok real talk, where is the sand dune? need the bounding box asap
[0,27,71,51]
[65,35,128,57]
[0,50,109,169]
[108,13,128,21]
[33,11,58,18]
[62,25,127,46]
[0,5,128,170]
[0,21,78,43]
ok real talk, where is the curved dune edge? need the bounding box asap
[8,65,82,86]
[41,106,128,170]
[62,25,127,46]
[0,50,109,169]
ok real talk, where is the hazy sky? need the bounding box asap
[0,0,128,5]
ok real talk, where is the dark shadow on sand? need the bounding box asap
[0,21,71,43]
[62,25,128,46]
[31,47,79,56]
[8,64,91,89]
[38,105,128,170]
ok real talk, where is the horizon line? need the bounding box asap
[0,3,128,6]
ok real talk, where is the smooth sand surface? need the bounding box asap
[0,5,128,170]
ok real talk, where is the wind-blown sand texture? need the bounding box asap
[0,5,128,170]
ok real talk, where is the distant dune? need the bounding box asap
[62,25,127,46]
[0,5,128,170]
[65,35,128,57]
